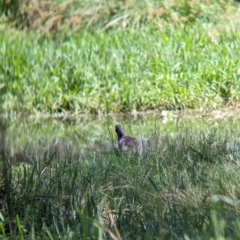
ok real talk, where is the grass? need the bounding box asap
[1,1,240,238]
[0,0,240,115]
[1,118,240,239]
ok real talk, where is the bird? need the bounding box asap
[115,124,142,156]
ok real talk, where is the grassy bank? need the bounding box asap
[0,0,240,115]
[1,118,240,239]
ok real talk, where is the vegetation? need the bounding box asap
[1,0,240,239]
[1,118,240,239]
[0,0,240,115]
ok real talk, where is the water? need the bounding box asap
[1,109,240,163]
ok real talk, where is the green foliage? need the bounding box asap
[1,22,240,114]
[1,118,240,239]
[0,0,240,115]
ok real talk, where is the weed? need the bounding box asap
[1,118,240,239]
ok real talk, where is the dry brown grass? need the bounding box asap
[1,0,237,34]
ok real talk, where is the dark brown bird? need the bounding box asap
[115,124,142,156]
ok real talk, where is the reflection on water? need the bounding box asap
[1,110,240,163]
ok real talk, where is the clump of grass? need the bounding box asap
[1,20,240,115]
[1,1,240,115]
[1,119,240,239]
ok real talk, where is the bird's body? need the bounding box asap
[115,124,142,156]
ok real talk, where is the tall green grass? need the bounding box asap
[1,23,240,115]
[0,0,240,115]
[1,118,240,239]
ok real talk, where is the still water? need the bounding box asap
[1,109,240,162]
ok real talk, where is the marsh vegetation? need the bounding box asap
[1,116,240,239]
[1,0,240,115]
[1,0,240,239]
